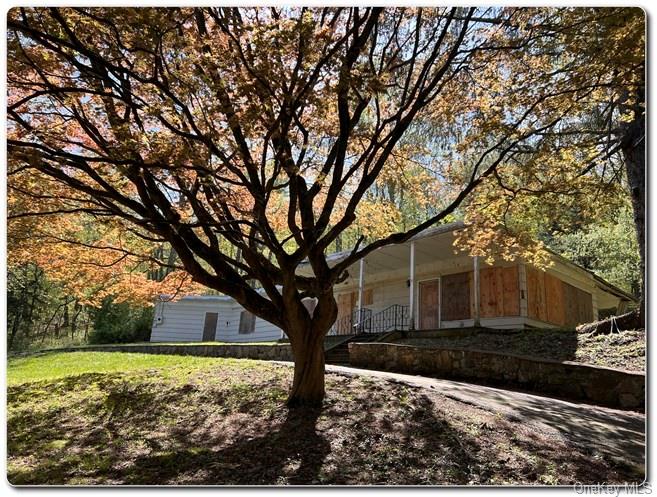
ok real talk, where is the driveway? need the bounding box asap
[280,362,646,471]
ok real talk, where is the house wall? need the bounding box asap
[219,305,283,343]
[334,255,604,331]
[151,299,283,343]
[525,262,596,327]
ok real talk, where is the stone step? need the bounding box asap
[326,353,350,360]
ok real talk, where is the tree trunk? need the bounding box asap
[287,332,326,408]
[577,309,642,335]
[283,290,337,408]
[8,310,23,351]
[620,80,645,326]
[71,301,82,339]
[581,80,645,336]
[8,273,29,351]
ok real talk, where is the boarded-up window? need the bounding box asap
[202,312,218,341]
[563,282,593,326]
[527,267,593,326]
[238,310,256,334]
[545,273,566,326]
[526,266,548,322]
[363,288,374,306]
[441,271,472,321]
[479,266,520,318]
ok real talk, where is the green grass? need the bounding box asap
[7,351,643,485]
[27,341,283,351]
[7,351,263,386]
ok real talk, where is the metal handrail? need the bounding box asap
[328,304,409,336]
[367,304,410,333]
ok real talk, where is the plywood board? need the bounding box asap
[562,282,593,326]
[526,266,547,322]
[419,280,439,330]
[441,271,472,321]
[336,292,355,334]
[480,267,503,318]
[544,273,566,326]
[501,266,520,317]
[477,266,520,318]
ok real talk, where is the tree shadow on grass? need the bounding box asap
[8,368,643,485]
[113,406,330,485]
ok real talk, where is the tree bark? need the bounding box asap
[580,80,645,336]
[287,332,326,408]
[577,309,642,335]
[284,290,337,408]
[621,109,645,325]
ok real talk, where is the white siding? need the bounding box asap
[150,298,283,343]
[216,306,283,342]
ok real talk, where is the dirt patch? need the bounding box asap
[7,354,643,485]
[396,329,645,372]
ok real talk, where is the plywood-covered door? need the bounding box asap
[441,272,472,321]
[419,280,439,330]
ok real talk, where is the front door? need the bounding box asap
[202,312,218,341]
[419,280,439,330]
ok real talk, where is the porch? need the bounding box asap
[320,223,631,336]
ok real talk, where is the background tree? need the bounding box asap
[454,8,645,331]
[7,7,644,405]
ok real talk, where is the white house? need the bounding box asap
[150,295,283,343]
[150,222,634,343]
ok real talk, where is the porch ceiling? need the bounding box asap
[343,229,463,276]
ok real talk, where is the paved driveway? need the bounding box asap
[281,363,646,471]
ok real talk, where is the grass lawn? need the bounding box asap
[7,351,641,485]
[396,329,645,372]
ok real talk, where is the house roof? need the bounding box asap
[158,294,234,303]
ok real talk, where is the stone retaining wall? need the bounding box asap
[50,343,294,361]
[349,342,644,410]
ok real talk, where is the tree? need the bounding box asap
[549,203,641,298]
[8,7,640,405]
[453,8,645,331]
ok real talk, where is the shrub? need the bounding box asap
[88,298,154,344]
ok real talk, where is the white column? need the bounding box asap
[473,255,481,327]
[518,263,528,318]
[357,258,365,324]
[409,241,416,330]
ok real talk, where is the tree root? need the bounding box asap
[576,309,643,336]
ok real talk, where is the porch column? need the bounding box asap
[357,258,365,323]
[473,255,481,327]
[409,241,416,330]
